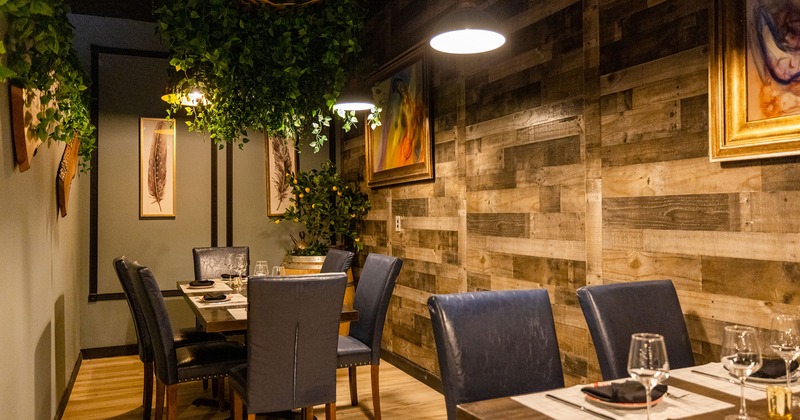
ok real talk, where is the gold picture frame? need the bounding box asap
[711,0,800,161]
[265,134,297,216]
[365,45,434,187]
[139,118,176,218]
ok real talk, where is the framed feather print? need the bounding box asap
[266,134,297,216]
[139,118,176,218]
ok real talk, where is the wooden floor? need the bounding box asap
[63,355,447,419]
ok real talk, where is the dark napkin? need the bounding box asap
[189,280,214,287]
[581,381,668,403]
[202,292,227,301]
[220,273,237,279]
[752,358,799,379]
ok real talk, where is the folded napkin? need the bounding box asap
[189,280,214,287]
[752,358,799,379]
[202,292,227,301]
[581,381,668,403]
[221,273,237,279]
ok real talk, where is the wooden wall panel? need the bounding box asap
[344,0,800,388]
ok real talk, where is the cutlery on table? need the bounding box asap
[545,394,616,420]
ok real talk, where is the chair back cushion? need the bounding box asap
[428,289,564,420]
[113,256,153,363]
[132,264,179,385]
[320,248,356,273]
[245,273,347,413]
[192,246,250,280]
[349,253,402,364]
[576,279,694,380]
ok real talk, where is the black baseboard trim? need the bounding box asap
[54,352,83,420]
[381,349,442,393]
[81,344,138,359]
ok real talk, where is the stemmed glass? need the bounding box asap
[233,255,246,290]
[224,254,235,283]
[627,333,670,420]
[769,314,800,390]
[721,325,763,420]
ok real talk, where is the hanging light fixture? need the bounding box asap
[161,71,208,107]
[429,1,505,54]
[333,77,374,112]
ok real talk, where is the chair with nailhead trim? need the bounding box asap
[131,261,246,420]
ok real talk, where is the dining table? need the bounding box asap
[177,279,359,333]
[457,362,800,419]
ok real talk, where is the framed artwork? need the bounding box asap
[139,117,176,218]
[710,0,800,161]
[266,134,297,216]
[365,46,434,187]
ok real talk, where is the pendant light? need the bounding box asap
[161,70,208,107]
[429,1,505,54]
[333,77,374,112]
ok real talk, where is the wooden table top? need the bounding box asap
[177,281,358,333]
[457,375,794,420]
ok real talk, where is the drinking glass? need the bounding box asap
[252,261,268,277]
[769,314,800,389]
[271,266,282,276]
[627,333,670,420]
[224,254,235,285]
[233,255,247,290]
[721,325,763,420]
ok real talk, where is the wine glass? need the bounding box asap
[769,314,800,390]
[234,255,247,290]
[252,261,268,277]
[721,325,763,420]
[224,254,235,284]
[627,333,670,420]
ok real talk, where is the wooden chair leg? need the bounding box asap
[155,379,165,420]
[165,384,178,420]
[348,366,358,406]
[302,406,314,420]
[143,361,154,419]
[325,402,336,420]
[247,414,256,420]
[203,378,209,390]
[371,364,381,420]
[217,377,226,411]
[232,389,244,420]
[211,377,218,397]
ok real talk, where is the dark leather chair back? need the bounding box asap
[245,273,347,413]
[349,253,402,364]
[113,256,153,363]
[320,248,355,273]
[192,246,249,280]
[428,289,564,420]
[132,263,180,385]
[577,279,694,380]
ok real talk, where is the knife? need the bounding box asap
[545,394,616,420]
[690,369,765,391]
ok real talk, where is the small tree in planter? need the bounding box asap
[272,160,370,256]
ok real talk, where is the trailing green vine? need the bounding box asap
[155,0,368,151]
[0,0,96,170]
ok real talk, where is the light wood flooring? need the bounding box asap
[63,355,447,419]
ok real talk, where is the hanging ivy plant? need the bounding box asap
[0,0,96,171]
[155,0,368,151]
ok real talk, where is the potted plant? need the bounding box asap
[271,160,370,262]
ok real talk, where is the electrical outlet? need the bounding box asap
[395,216,402,232]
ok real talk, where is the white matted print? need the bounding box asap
[140,118,176,218]
[266,134,297,216]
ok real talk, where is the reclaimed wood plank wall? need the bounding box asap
[342,0,800,385]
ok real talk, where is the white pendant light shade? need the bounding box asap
[333,78,374,112]
[430,5,505,54]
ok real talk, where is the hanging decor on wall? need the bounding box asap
[57,135,81,217]
[140,118,176,218]
[9,85,43,173]
[365,46,434,188]
[266,134,298,216]
[710,0,800,161]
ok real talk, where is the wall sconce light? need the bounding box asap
[429,1,505,54]
[332,78,374,112]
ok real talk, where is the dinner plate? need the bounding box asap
[584,386,664,409]
[188,284,215,289]
[200,295,231,303]
[732,371,800,384]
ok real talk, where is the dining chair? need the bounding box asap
[320,248,356,273]
[113,256,227,419]
[229,273,347,420]
[576,279,695,380]
[130,261,247,420]
[336,253,403,420]
[428,289,565,420]
[192,246,250,280]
